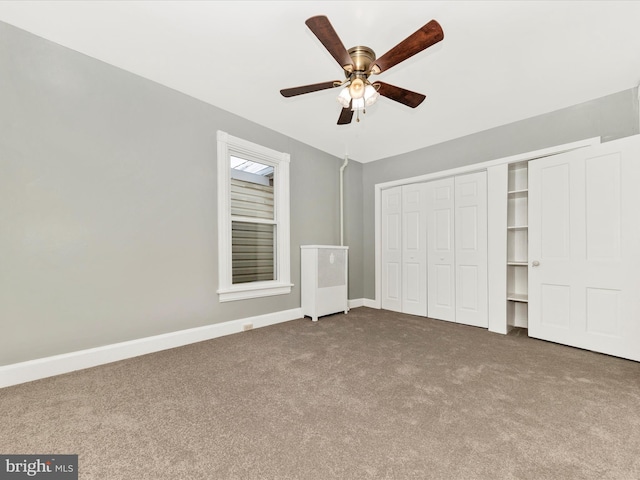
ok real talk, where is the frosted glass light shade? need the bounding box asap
[337,87,351,108]
[364,84,379,107]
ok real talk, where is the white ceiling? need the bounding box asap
[1,1,639,163]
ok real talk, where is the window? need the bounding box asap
[217,131,291,301]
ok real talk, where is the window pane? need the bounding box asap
[232,222,275,284]
[230,157,274,220]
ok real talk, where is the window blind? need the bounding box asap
[230,178,274,219]
[230,178,275,284]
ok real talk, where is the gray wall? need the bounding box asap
[360,87,639,299]
[0,22,352,365]
[343,160,363,300]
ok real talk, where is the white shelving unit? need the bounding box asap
[507,162,529,329]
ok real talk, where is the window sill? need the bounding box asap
[217,282,293,302]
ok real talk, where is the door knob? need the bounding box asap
[531,260,540,267]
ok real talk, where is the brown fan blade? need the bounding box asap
[337,105,354,125]
[280,81,340,98]
[305,16,354,71]
[376,82,426,108]
[370,20,443,74]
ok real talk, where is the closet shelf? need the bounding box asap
[507,161,529,329]
[507,293,528,303]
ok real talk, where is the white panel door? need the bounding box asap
[381,187,402,312]
[454,172,488,327]
[529,135,640,361]
[402,183,428,316]
[427,177,456,322]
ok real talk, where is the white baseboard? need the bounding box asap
[363,298,379,309]
[348,298,365,309]
[0,308,303,389]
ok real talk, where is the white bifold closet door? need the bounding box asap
[381,186,403,312]
[426,172,488,327]
[528,135,640,362]
[382,172,487,325]
[381,184,428,315]
[454,172,488,327]
[426,177,456,321]
[401,183,428,316]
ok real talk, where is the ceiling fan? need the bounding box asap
[280,15,444,125]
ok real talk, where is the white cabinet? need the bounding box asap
[301,246,349,322]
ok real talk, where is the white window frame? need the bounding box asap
[217,131,292,302]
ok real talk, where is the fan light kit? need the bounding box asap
[280,15,444,124]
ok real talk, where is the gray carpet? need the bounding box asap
[1,307,639,479]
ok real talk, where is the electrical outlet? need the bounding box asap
[242,323,253,332]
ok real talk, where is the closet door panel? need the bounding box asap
[455,172,488,327]
[427,178,456,322]
[458,265,479,310]
[402,183,428,316]
[381,187,402,312]
[435,265,453,306]
[529,154,575,345]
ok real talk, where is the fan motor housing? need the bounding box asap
[346,46,376,74]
